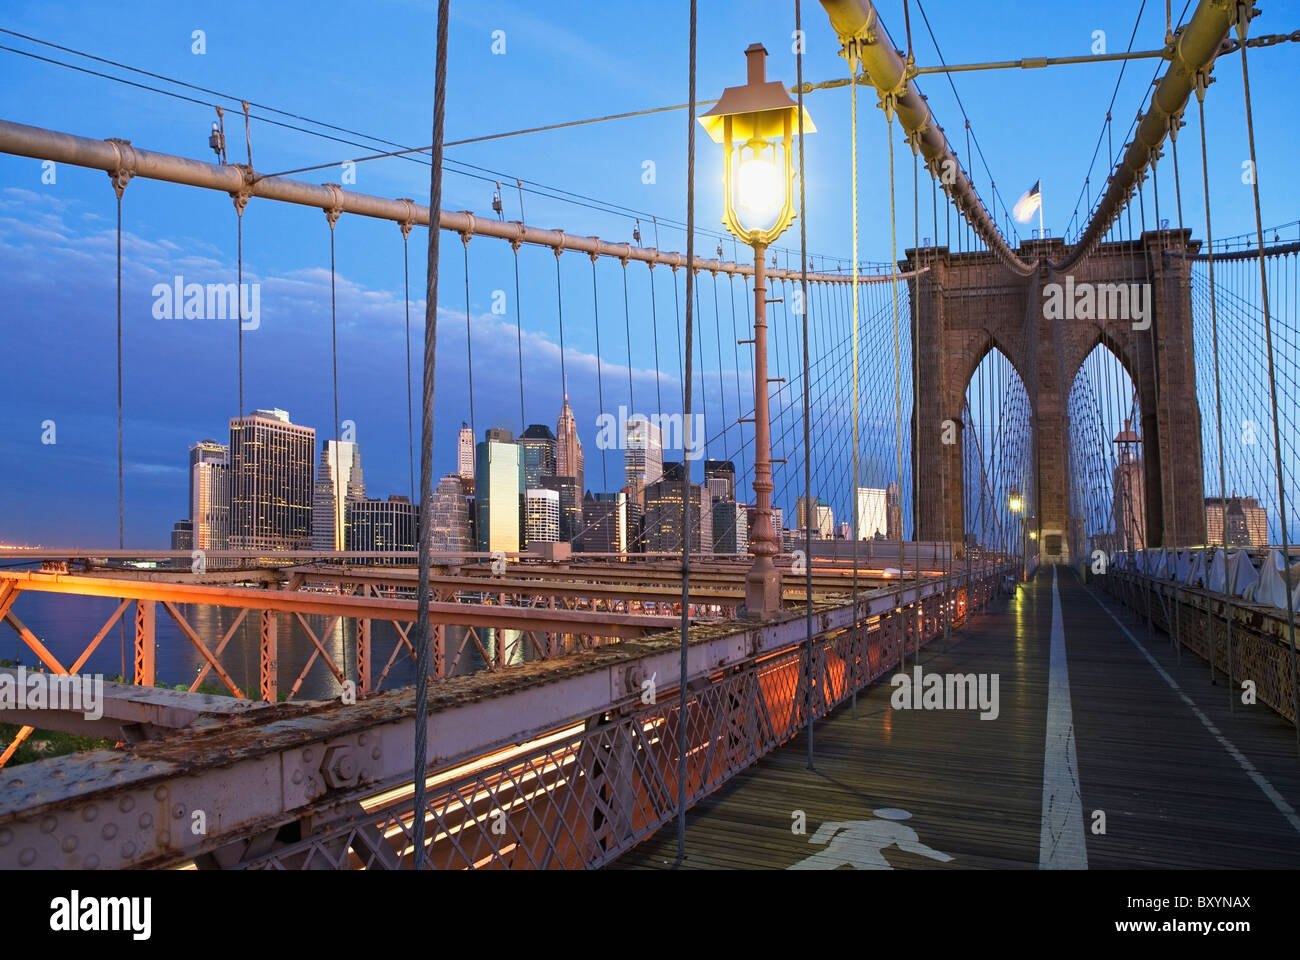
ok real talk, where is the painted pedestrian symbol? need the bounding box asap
[787,807,953,870]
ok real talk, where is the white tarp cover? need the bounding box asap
[1255,550,1300,611]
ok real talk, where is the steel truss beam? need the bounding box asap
[0,569,1006,869]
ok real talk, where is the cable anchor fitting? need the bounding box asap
[323,183,345,229]
[396,198,416,239]
[104,137,135,199]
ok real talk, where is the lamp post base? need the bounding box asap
[744,564,783,620]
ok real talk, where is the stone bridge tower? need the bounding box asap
[907,231,1206,563]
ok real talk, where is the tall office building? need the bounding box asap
[712,499,748,554]
[644,479,713,553]
[541,475,583,544]
[555,395,584,495]
[518,424,558,487]
[703,459,736,502]
[580,491,628,553]
[524,488,561,545]
[457,422,475,481]
[475,433,524,553]
[661,460,688,483]
[625,416,664,489]
[170,519,194,551]
[1205,494,1268,548]
[796,495,835,539]
[346,495,417,563]
[856,487,888,539]
[229,409,315,552]
[189,439,230,553]
[886,482,903,542]
[428,474,472,551]
[313,440,365,551]
[623,485,645,552]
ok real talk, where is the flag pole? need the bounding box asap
[1038,184,1044,238]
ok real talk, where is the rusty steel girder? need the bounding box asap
[0,570,1003,869]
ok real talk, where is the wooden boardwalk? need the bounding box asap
[612,566,1300,869]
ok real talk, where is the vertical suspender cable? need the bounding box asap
[695,271,708,460]
[1234,12,1300,746]
[650,261,664,419]
[115,191,124,553]
[799,0,816,757]
[114,180,125,678]
[554,253,568,400]
[590,256,608,491]
[846,31,861,720]
[513,241,526,432]
[328,217,342,555]
[676,0,697,864]
[403,226,415,500]
[413,0,450,870]
[624,261,636,416]
[887,108,906,673]
[463,240,475,447]
[236,211,245,419]
[672,262,684,405]
[712,271,729,479]
[912,135,922,662]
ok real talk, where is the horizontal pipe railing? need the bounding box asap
[0,118,922,284]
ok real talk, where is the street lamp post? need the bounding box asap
[700,43,814,620]
[1009,486,1024,581]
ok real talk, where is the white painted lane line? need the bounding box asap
[1082,579,1300,836]
[1039,566,1089,869]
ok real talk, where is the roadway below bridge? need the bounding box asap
[614,565,1300,869]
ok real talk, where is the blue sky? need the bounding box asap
[0,0,1296,546]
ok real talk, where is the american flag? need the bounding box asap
[1013,180,1042,224]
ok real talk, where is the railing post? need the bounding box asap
[260,609,278,702]
[133,599,155,687]
[357,618,371,697]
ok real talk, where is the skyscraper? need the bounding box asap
[541,475,582,544]
[796,495,834,539]
[703,459,736,502]
[457,421,475,482]
[580,491,628,553]
[644,479,713,553]
[229,409,315,552]
[856,487,888,539]
[170,519,194,551]
[712,499,748,554]
[428,474,472,551]
[1205,493,1268,548]
[886,482,903,542]
[346,495,417,563]
[556,395,584,496]
[524,488,561,545]
[625,416,664,489]
[475,433,524,553]
[518,424,558,487]
[313,440,365,551]
[189,439,230,553]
